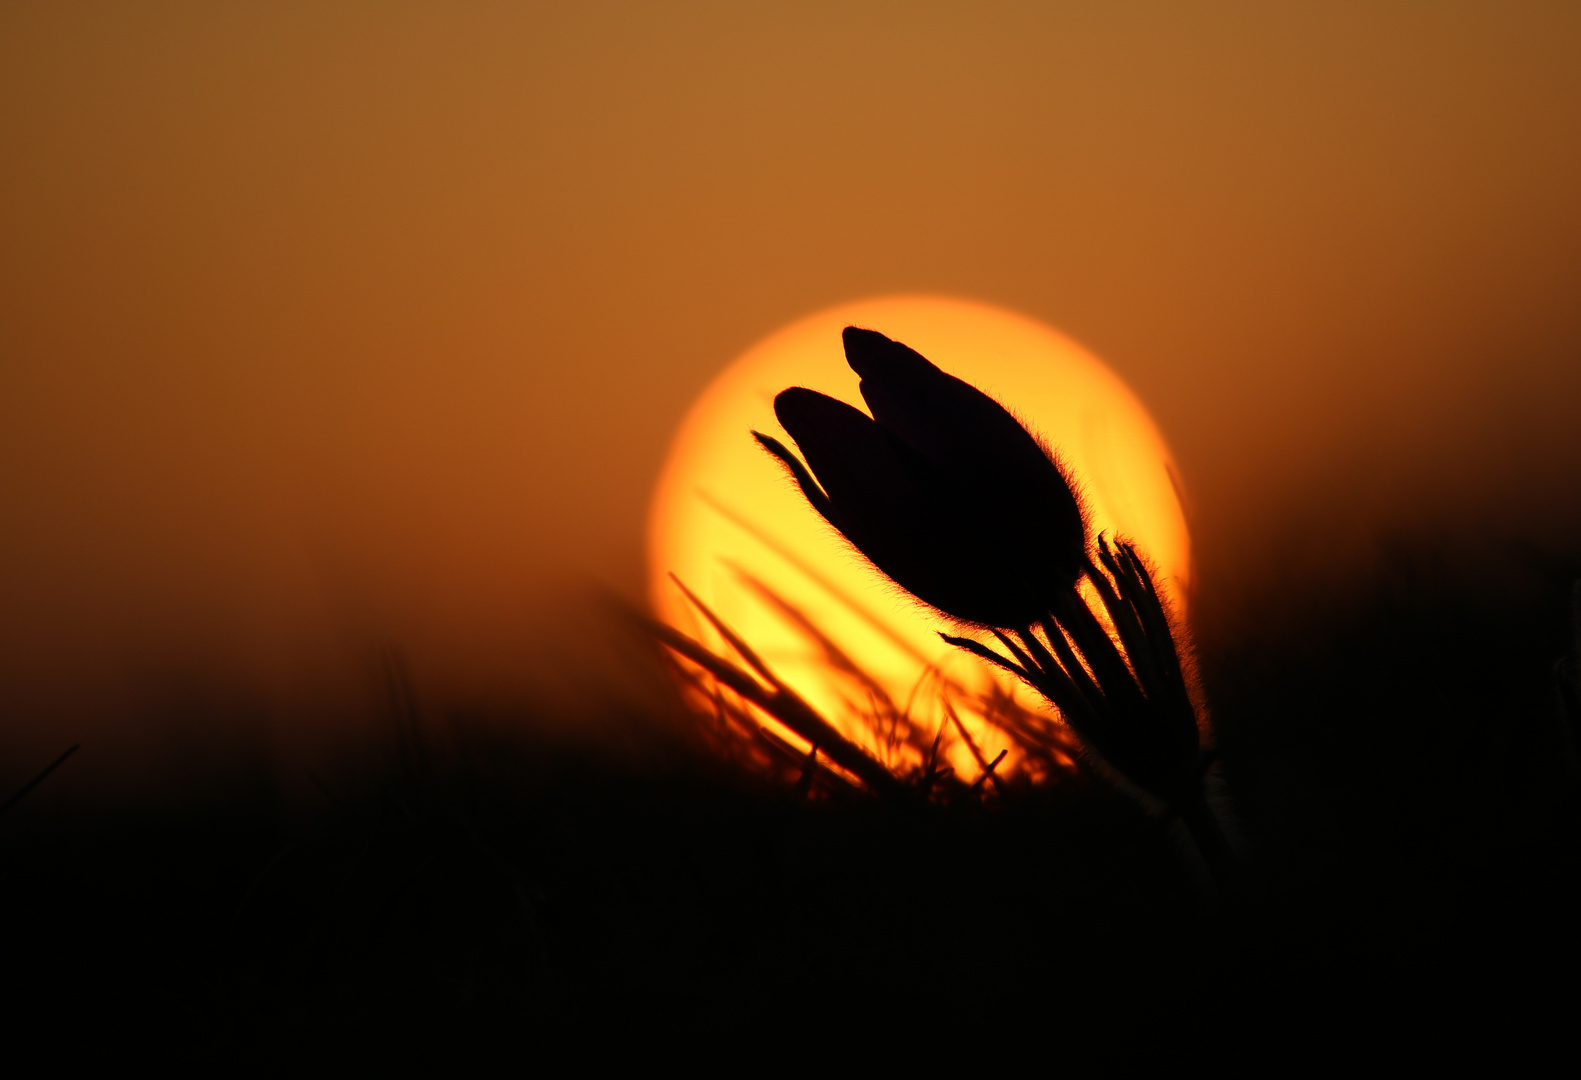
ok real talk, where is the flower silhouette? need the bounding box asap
[753,327,1087,629]
[754,326,1227,876]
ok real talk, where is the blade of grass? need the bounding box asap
[644,603,902,797]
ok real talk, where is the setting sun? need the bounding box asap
[647,295,1190,782]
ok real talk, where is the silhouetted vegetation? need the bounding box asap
[750,327,1225,876]
[2,525,1579,1063]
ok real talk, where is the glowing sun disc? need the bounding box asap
[647,295,1189,781]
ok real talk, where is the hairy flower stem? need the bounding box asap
[943,537,1232,881]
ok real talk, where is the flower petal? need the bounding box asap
[843,326,1088,600]
[772,387,1043,626]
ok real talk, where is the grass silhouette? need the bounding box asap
[2,530,1579,1063]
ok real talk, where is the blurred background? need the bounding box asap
[3,1,1580,780]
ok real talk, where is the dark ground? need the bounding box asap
[3,526,1580,1068]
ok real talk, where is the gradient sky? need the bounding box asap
[3,2,1579,754]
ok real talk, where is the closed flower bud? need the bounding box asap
[753,327,1087,629]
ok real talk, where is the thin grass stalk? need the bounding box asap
[644,612,901,797]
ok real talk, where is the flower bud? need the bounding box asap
[754,327,1087,629]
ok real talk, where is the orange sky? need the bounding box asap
[3,3,1580,759]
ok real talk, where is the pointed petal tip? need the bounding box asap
[771,386,878,439]
[770,385,825,419]
[841,325,891,349]
[841,326,907,376]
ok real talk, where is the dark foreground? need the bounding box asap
[4,533,1580,1067]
